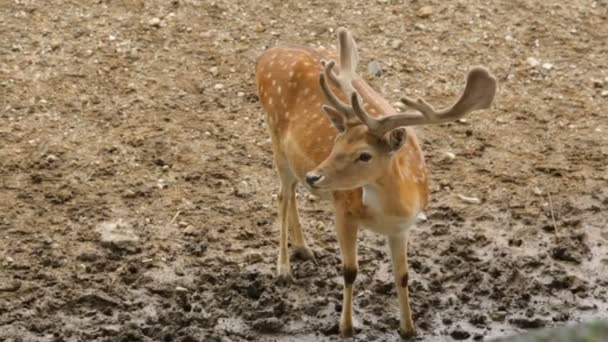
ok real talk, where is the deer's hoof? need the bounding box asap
[276,269,292,285]
[398,327,416,339]
[340,324,355,338]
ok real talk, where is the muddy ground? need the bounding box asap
[1,0,607,341]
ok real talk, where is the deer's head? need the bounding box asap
[305,29,497,191]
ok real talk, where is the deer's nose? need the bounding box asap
[305,173,323,187]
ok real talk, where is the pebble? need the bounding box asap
[592,79,604,88]
[450,328,471,340]
[490,310,507,322]
[526,57,540,68]
[390,39,403,50]
[255,22,265,33]
[209,66,219,76]
[601,90,608,97]
[416,6,433,18]
[541,62,554,70]
[368,61,383,77]
[214,83,224,90]
[149,18,161,28]
[183,225,197,235]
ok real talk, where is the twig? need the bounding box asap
[169,210,181,225]
[548,192,559,239]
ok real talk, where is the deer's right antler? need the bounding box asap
[354,67,497,137]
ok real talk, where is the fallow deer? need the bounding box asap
[255,28,496,338]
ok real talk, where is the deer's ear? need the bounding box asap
[322,105,347,132]
[385,127,407,152]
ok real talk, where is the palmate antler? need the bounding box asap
[320,28,498,137]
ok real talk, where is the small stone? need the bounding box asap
[601,90,608,97]
[490,311,507,322]
[541,62,554,70]
[175,286,188,292]
[533,187,543,195]
[592,79,604,88]
[209,66,219,76]
[178,221,188,228]
[108,35,116,42]
[417,212,427,222]
[526,57,540,68]
[255,22,265,33]
[149,18,161,27]
[214,83,224,90]
[183,225,196,235]
[414,23,426,30]
[444,152,456,160]
[416,6,433,18]
[368,61,383,77]
[390,39,403,50]
[237,91,245,97]
[450,328,470,340]
[577,301,598,311]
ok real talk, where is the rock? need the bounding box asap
[592,79,604,88]
[416,6,433,18]
[0,280,21,292]
[490,310,508,322]
[95,220,140,254]
[541,62,554,70]
[251,317,283,332]
[149,18,161,28]
[209,66,219,77]
[214,83,224,90]
[601,90,608,97]
[390,39,403,50]
[577,301,598,311]
[234,180,256,197]
[368,61,383,77]
[444,151,456,160]
[526,57,540,68]
[450,328,471,340]
[255,22,265,33]
[509,317,546,329]
[183,225,197,235]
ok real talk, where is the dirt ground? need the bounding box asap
[1,0,607,341]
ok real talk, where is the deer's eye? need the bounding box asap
[357,152,372,162]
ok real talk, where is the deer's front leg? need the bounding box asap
[388,233,416,338]
[335,209,359,338]
[276,184,292,283]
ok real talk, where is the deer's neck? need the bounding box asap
[362,156,422,219]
